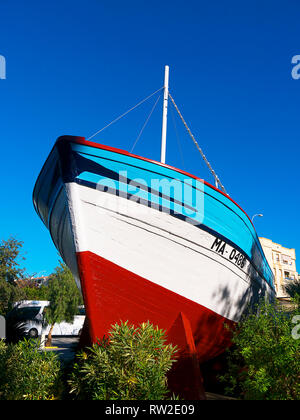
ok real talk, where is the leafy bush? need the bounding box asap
[0,339,62,400]
[0,340,6,392]
[69,321,177,400]
[220,301,300,400]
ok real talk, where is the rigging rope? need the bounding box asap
[170,101,185,168]
[87,87,164,141]
[130,93,161,153]
[85,83,228,195]
[168,92,228,195]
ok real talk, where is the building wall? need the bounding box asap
[259,237,298,298]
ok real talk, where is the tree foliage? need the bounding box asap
[0,279,23,316]
[44,261,82,346]
[285,280,300,301]
[0,237,27,316]
[220,301,300,400]
[69,321,178,400]
[0,237,25,285]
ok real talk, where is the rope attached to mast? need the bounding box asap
[168,92,228,196]
[87,87,164,141]
[130,93,162,153]
[85,80,228,195]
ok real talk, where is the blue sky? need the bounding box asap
[0,0,299,276]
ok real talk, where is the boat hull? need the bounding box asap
[33,135,276,395]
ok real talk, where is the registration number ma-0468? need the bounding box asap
[211,237,247,269]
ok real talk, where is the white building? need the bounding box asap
[259,237,298,298]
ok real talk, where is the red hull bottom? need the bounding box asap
[77,251,234,399]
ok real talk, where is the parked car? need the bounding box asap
[11,301,85,338]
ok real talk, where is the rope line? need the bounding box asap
[170,101,185,168]
[87,87,164,141]
[85,84,228,195]
[130,94,162,153]
[168,92,228,195]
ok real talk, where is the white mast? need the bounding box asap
[160,65,169,164]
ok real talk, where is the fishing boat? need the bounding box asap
[33,67,275,398]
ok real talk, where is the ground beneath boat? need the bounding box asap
[43,336,79,366]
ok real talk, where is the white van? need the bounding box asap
[12,301,85,338]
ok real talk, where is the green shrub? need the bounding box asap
[220,301,300,400]
[69,321,177,400]
[0,340,6,392]
[0,339,62,400]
